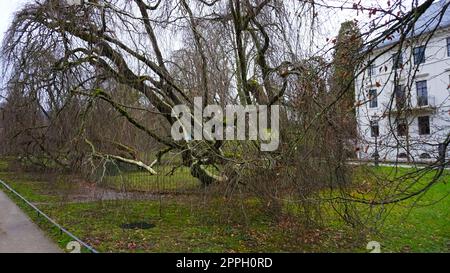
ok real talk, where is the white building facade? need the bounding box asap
[355,1,450,163]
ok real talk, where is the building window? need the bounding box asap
[418,116,430,135]
[392,52,403,69]
[395,85,406,109]
[447,37,450,57]
[413,46,426,65]
[369,89,378,108]
[396,118,408,137]
[416,80,428,106]
[370,119,380,138]
[368,64,376,77]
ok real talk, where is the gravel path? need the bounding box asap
[0,189,61,253]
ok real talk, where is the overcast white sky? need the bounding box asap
[0,0,425,57]
[0,0,362,65]
[0,0,28,45]
[0,0,422,46]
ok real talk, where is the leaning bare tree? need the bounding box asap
[1,0,448,227]
[2,0,317,185]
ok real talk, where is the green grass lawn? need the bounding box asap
[0,160,448,253]
[102,166,201,193]
[37,201,282,253]
[342,166,449,252]
[0,172,61,203]
[369,167,449,252]
[377,182,449,252]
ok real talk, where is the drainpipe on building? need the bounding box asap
[374,135,380,167]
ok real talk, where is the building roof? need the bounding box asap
[377,0,450,49]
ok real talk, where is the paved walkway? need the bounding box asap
[0,189,61,253]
